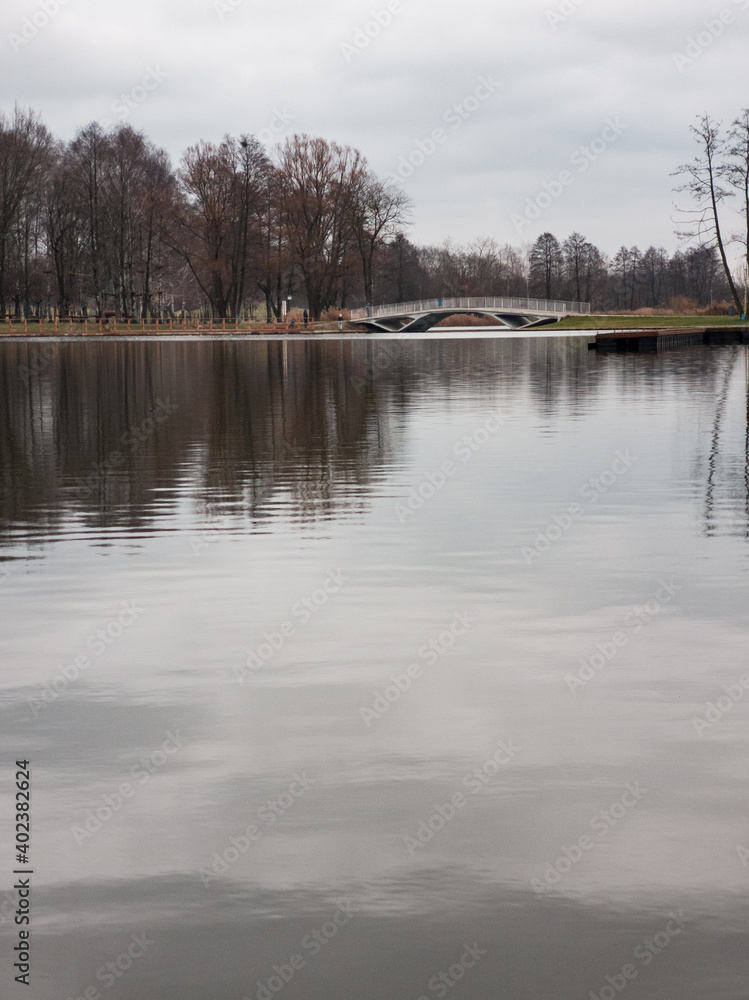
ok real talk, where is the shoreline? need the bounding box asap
[2,315,745,343]
[0,328,597,343]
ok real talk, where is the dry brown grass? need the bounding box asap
[435,312,502,327]
[320,307,351,322]
[614,298,735,317]
[631,307,675,316]
[697,300,734,315]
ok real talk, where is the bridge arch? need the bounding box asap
[349,296,591,333]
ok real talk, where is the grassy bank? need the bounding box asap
[3,314,745,337]
[0,319,341,336]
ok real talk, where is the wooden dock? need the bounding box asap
[590,327,749,352]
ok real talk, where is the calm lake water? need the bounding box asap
[1,335,747,1000]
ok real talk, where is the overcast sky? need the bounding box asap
[2,0,748,257]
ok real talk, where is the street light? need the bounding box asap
[43,269,54,320]
[68,273,85,317]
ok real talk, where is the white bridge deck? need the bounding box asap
[350,296,591,332]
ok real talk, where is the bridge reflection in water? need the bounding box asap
[350,295,591,332]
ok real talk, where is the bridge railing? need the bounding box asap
[350,296,591,320]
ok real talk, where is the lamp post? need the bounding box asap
[43,269,54,320]
[68,273,84,317]
[136,269,146,320]
[153,265,163,320]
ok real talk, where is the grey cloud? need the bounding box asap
[1,0,747,254]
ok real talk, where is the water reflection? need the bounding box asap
[1,337,748,1000]
[2,338,748,540]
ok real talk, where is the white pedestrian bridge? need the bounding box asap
[349,296,591,332]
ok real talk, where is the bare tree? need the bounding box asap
[673,113,742,313]
[562,232,594,303]
[350,173,410,304]
[464,238,514,296]
[8,105,749,323]
[612,246,633,309]
[640,246,669,307]
[413,238,528,301]
[685,245,722,305]
[45,141,86,316]
[99,125,163,317]
[727,109,749,313]
[529,232,563,299]
[69,123,111,316]
[277,135,366,319]
[581,243,607,306]
[255,166,294,320]
[167,134,269,318]
[0,106,52,316]
[378,233,423,303]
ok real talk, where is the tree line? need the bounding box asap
[0,106,743,321]
[0,108,409,321]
